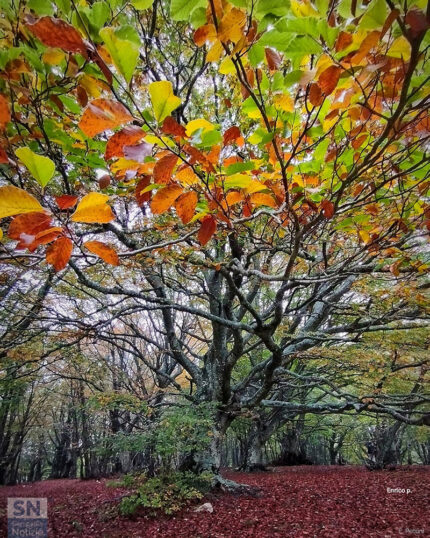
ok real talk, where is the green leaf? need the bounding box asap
[15,147,55,187]
[259,31,295,51]
[131,0,154,9]
[170,0,206,21]
[99,27,139,84]
[226,162,255,174]
[148,81,181,123]
[248,44,265,67]
[360,0,387,29]
[255,0,290,17]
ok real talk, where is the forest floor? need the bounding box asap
[0,466,429,537]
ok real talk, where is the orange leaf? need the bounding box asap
[223,126,241,146]
[79,99,133,138]
[198,215,217,246]
[8,212,51,241]
[222,191,244,210]
[28,226,63,251]
[321,200,335,219]
[153,153,178,184]
[105,125,145,160]
[56,194,78,209]
[84,240,119,266]
[175,191,198,224]
[162,116,187,138]
[0,95,11,125]
[135,175,152,206]
[318,66,342,96]
[150,184,183,214]
[250,193,277,208]
[194,24,216,46]
[381,9,400,38]
[218,7,246,43]
[46,236,73,271]
[26,16,87,55]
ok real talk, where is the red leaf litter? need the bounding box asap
[0,466,428,537]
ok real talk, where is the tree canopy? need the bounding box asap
[0,0,429,485]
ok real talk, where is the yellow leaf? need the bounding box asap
[42,48,65,65]
[387,36,411,60]
[0,185,44,218]
[291,0,319,17]
[207,40,223,62]
[273,93,294,112]
[219,56,235,75]
[148,81,181,123]
[185,119,215,136]
[71,192,115,223]
[359,230,371,243]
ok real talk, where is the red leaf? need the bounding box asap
[321,200,335,219]
[198,215,217,246]
[153,153,178,184]
[25,16,87,55]
[8,212,52,247]
[46,236,73,271]
[162,116,187,138]
[405,9,430,38]
[223,126,241,146]
[56,195,78,209]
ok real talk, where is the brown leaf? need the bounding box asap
[76,86,88,108]
[135,175,151,206]
[335,31,353,52]
[0,95,11,125]
[79,99,133,138]
[98,175,111,189]
[265,48,282,71]
[56,194,78,209]
[162,116,187,138]
[175,191,198,224]
[46,236,73,271]
[150,184,182,214]
[321,200,335,219]
[309,83,324,106]
[223,126,241,146]
[318,66,342,96]
[105,125,145,160]
[153,153,178,184]
[198,215,217,246]
[84,240,119,266]
[26,16,87,55]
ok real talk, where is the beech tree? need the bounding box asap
[0,0,429,484]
